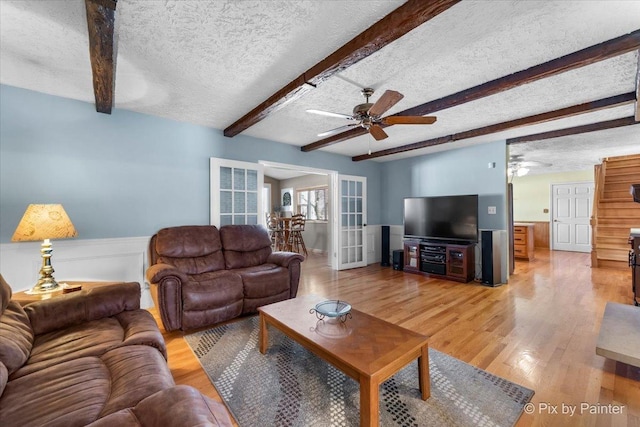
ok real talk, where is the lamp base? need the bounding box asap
[30,238,61,293]
[31,277,60,293]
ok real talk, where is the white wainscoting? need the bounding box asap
[365,225,404,265]
[0,236,154,308]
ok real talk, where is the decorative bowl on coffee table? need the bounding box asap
[310,300,352,323]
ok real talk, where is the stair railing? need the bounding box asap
[590,160,606,267]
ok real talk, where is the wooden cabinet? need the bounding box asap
[402,240,475,283]
[513,223,535,261]
[403,239,421,273]
[446,245,475,282]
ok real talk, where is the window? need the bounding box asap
[297,186,328,221]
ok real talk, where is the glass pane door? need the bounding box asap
[337,175,367,270]
[210,158,263,227]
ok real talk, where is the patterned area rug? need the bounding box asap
[184,316,533,427]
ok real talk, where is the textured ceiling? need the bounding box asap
[1,0,639,175]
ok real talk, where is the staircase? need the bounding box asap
[591,154,640,269]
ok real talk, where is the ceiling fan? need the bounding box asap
[508,154,551,180]
[307,88,436,141]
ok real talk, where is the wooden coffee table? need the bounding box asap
[258,295,430,427]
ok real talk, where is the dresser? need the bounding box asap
[513,223,535,261]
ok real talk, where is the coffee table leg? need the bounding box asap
[360,376,378,427]
[259,313,268,354]
[418,344,430,400]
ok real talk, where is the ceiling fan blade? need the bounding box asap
[369,124,388,141]
[317,124,358,137]
[382,116,437,125]
[306,109,353,120]
[368,90,404,117]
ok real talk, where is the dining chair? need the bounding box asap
[288,213,308,257]
[266,213,285,251]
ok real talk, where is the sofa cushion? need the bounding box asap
[24,282,141,336]
[0,362,7,399]
[220,225,273,269]
[0,345,173,427]
[85,386,233,427]
[159,252,226,275]
[235,265,290,299]
[98,345,175,418]
[0,355,111,427]
[10,310,166,380]
[156,225,229,274]
[0,274,11,313]
[0,301,33,377]
[182,271,243,311]
[156,226,222,258]
[156,226,226,274]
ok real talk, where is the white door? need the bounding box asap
[551,182,594,252]
[335,175,367,270]
[210,158,263,227]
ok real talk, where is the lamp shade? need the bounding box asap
[12,204,78,242]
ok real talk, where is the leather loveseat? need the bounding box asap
[146,224,304,332]
[0,275,232,427]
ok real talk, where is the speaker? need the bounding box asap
[381,225,391,266]
[481,230,502,286]
[631,184,640,203]
[392,250,404,270]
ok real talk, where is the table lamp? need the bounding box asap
[11,204,78,293]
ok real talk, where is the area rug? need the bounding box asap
[184,317,533,427]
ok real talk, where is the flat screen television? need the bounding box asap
[403,195,479,242]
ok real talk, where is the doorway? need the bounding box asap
[260,161,336,267]
[259,161,368,270]
[551,182,594,252]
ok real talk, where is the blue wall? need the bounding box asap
[0,85,383,242]
[1,85,509,245]
[380,141,508,230]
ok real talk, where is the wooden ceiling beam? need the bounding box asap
[352,93,635,161]
[506,117,639,145]
[85,0,117,114]
[223,0,460,138]
[306,29,640,152]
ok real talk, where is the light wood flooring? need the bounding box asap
[151,249,640,426]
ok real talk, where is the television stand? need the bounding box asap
[403,239,475,283]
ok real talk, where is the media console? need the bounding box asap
[402,239,475,283]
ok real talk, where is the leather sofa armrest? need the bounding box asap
[85,385,233,427]
[146,263,189,284]
[146,263,188,332]
[268,252,304,299]
[267,251,305,268]
[24,282,141,336]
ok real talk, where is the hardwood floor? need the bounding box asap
[151,249,640,426]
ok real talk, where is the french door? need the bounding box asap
[210,158,264,227]
[335,175,367,270]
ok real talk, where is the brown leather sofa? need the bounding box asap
[147,224,305,332]
[0,275,232,427]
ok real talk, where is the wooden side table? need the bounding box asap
[12,281,123,306]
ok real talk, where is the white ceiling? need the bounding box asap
[1,0,639,175]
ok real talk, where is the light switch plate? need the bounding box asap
[488,206,497,214]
